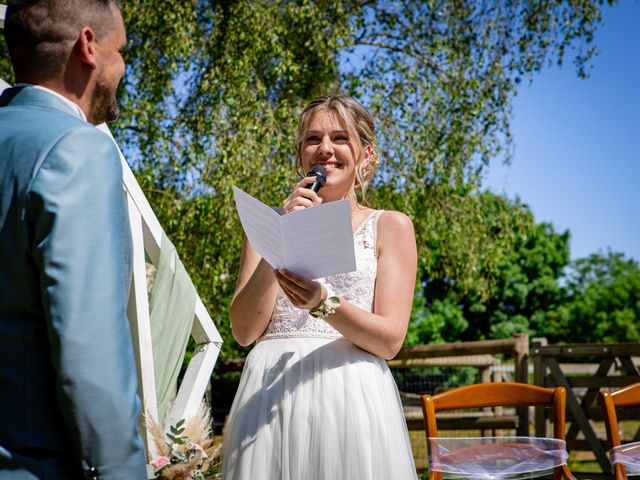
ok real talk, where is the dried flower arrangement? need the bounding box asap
[148,404,220,480]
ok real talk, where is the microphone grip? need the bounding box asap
[308,181,323,193]
[305,165,327,194]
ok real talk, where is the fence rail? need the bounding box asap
[213,336,640,477]
[532,338,640,480]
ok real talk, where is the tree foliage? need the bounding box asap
[543,251,640,343]
[406,195,640,346]
[406,193,571,345]
[0,0,617,354]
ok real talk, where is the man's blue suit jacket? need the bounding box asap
[0,86,147,479]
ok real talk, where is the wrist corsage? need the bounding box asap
[309,296,341,319]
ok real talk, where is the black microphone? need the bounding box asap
[306,165,327,193]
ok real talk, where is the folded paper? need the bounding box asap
[233,185,356,279]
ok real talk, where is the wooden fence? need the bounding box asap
[532,339,640,479]
[212,335,530,438]
[390,334,530,435]
[213,336,640,476]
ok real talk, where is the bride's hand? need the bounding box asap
[280,177,323,215]
[275,269,327,310]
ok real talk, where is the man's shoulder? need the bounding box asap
[0,106,119,193]
[1,103,94,137]
[1,105,115,157]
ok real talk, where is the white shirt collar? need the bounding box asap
[16,83,87,122]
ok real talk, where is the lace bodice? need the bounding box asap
[260,210,383,341]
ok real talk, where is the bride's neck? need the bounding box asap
[320,188,357,205]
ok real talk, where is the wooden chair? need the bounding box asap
[421,382,575,480]
[599,381,640,480]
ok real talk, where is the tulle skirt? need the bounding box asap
[221,337,417,480]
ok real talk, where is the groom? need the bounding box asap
[0,1,147,479]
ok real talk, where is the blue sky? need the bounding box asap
[484,1,640,262]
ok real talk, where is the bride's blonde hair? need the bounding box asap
[293,95,380,204]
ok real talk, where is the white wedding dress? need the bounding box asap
[222,210,418,480]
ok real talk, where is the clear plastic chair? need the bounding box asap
[421,382,575,479]
[599,381,640,480]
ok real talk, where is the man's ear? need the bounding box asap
[77,27,98,70]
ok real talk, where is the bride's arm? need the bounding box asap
[333,210,416,358]
[230,179,323,346]
[229,238,280,346]
[275,210,417,359]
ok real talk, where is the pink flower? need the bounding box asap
[191,443,208,458]
[151,456,170,469]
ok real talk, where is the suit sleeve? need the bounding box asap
[28,126,148,479]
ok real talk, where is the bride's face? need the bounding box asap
[300,110,362,197]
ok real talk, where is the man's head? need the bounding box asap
[4,0,126,124]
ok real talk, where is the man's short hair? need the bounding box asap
[4,0,122,81]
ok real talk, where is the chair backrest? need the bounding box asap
[421,382,571,480]
[598,381,640,480]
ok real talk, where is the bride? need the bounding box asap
[222,94,418,480]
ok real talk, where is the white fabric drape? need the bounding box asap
[149,233,197,422]
[429,436,569,479]
[610,441,640,475]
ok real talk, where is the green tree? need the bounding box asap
[407,193,570,345]
[407,199,639,346]
[0,1,616,354]
[543,251,640,343]
[117,1,354,354]
[471,219,570,341]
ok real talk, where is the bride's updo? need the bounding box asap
[294,95,380,203]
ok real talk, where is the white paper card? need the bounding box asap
[233,185,356,279]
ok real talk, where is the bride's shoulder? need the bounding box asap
[375,210,415,248]
[376,210,415,250]
[377,210,414,233]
